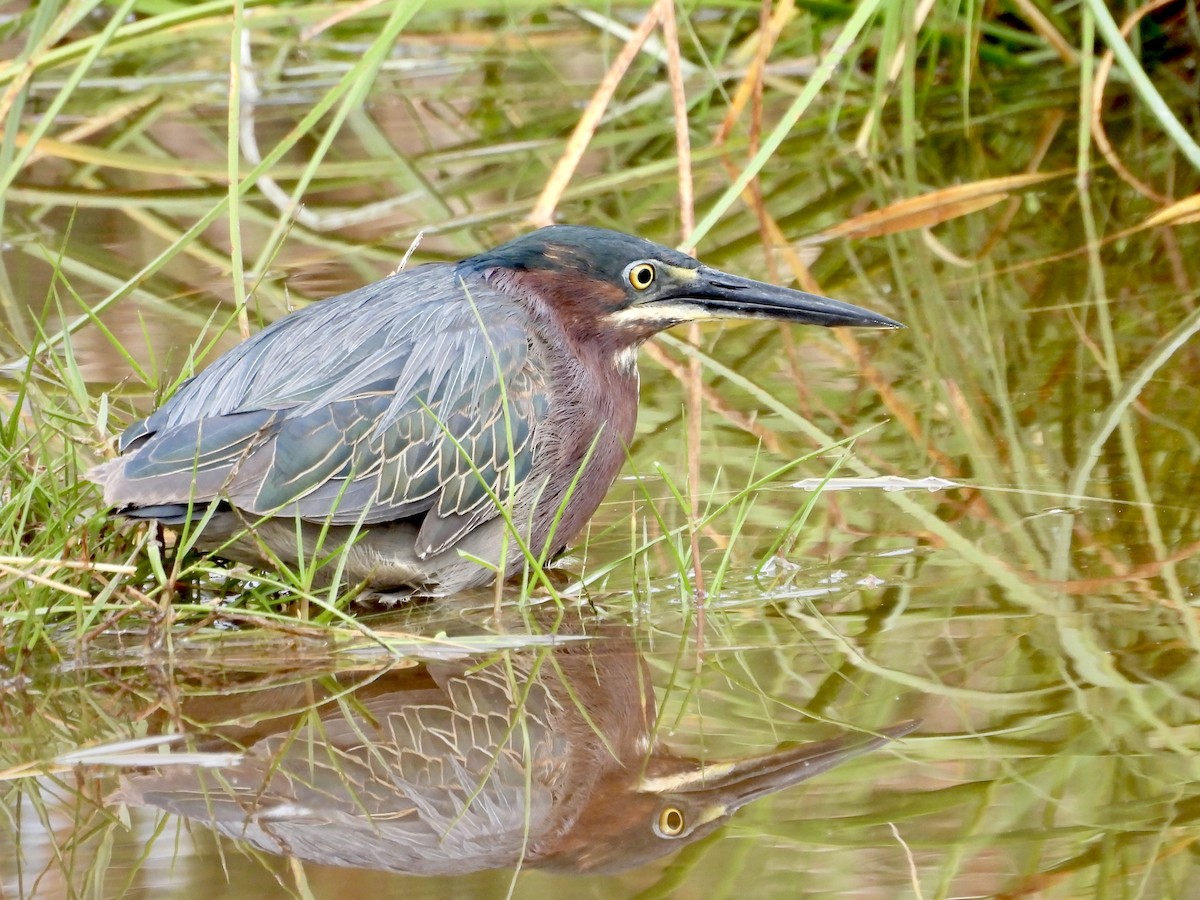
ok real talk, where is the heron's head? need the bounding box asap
[458,225,902,350]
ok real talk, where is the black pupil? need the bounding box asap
[635,266,650,286]
[666,810,681,830]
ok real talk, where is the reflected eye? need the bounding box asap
[627,262,656,291]
[656,806,685,837]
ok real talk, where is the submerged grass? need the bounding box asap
[2,1,1200,897]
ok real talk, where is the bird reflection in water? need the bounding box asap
[117,625,916,875]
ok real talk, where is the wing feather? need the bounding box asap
[98,266,548,556]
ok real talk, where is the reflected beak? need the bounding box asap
[644,720,918,813]
[676,266,904,329]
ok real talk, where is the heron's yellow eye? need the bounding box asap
[657,806,685,837]
[627,262,656,291]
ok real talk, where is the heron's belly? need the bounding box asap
[193,503,547,599]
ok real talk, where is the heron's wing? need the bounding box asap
[94,268,549,556]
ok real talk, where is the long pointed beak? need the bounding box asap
[680,266,903,329]
[645,720,918,812]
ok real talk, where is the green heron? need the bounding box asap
[115,626,917,874]
[89,226,901,595]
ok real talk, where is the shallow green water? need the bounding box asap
[3,3,1200,898]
